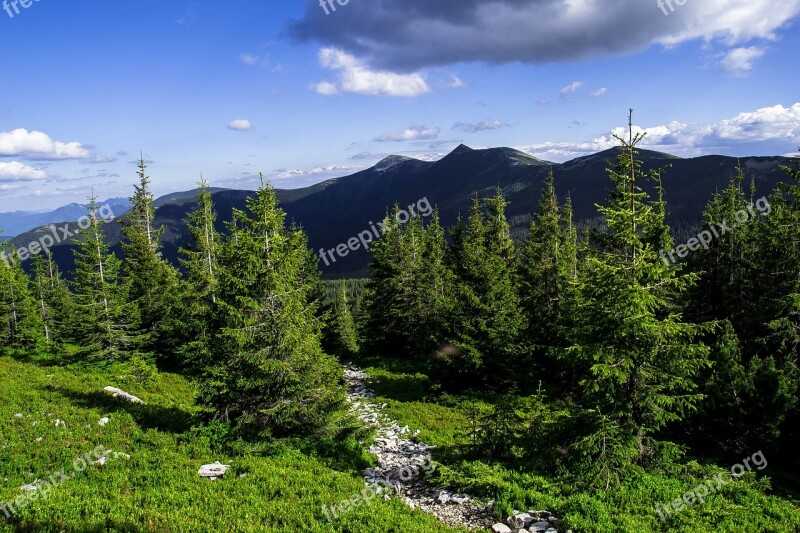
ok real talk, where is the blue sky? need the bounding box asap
[1,0,799,210]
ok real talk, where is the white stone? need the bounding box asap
[492,524,513,533]
[198,462,231,480]
[103,386,145,404]
[98,417,110,426]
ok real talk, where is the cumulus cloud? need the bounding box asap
[314,48,431,97]
[291,0,800,71]
[516,103,800,161]
[720,47,766,76]
[0,161,49,182]
[374,126,440,142]
[453,120,505,133]
[0,128,90,160]
[228,119,254,131]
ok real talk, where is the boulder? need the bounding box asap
[198,462,231,480]
[492,524,513,533]
[508,513,533,529]
[102,386,145,404]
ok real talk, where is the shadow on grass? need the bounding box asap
[46,385,196,434]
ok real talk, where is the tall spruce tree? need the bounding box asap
[200,178,343,435]
[30,252,73,346]
[121,157,181,358]
[565,112,712,482]
[519,172,577,366]
[363,207,453,359]
[177,179,221,371]
[446,191,524,384]
[72,193,132,360]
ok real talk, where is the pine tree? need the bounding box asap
[29,252,73,346]
[446,191,524,384]
[72,193,132,360]
[519,172,577,364]
[177,179,221,371]
[330,286,359,355]
[565,111,712,481]
[0,247,46,352]
[363,207,453,359]
[201,178,344,435]
[121,157,181,358]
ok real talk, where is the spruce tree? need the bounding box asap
[201,178,344,435]
[177,179,221,371]
[330,286,359,355]
[0,247,46,351]
[29,252,73,346]
[72,193,132,360]
[519,172,577,365]
[565,111,711,481]
[121,157,181,358]
[446,191,524,383]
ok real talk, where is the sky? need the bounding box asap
[1,0,799,210]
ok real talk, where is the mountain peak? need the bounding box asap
[451,144,474,156]
[374,155,415,172]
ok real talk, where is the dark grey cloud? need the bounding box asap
[290,0,800,71]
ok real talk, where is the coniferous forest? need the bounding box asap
[1,113,799,532]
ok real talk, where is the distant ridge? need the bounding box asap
[7,145,795,279]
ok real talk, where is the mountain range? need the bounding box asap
[3,145,795,278]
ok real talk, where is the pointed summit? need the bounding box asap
[450,144,474,156]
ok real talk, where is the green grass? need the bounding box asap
[359,360,800,533]
[0,356,467,533]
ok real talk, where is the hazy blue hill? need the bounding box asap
[7,146,795,278]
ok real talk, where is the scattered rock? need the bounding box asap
[98,417,110,427]
[102,386,145,404]
[198,462,231,481]
[507,512,532,529]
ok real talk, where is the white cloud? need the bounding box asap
[720,47,766,76]
[453,120,505,133]
[444,75,467,89]
[561,81,585,95]
[313,81,339,96]
[0,161,49,182]
[590,88,609,97]
[228,119,254,131]
[516,103,800,161]
[315,48,431,97]
[375,126,440,142]
[0,128,90,160]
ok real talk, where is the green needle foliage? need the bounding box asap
[564,112,713,483]
[200,177,344,437]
